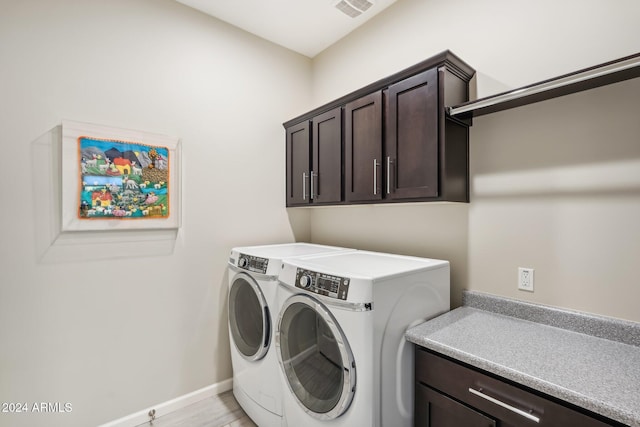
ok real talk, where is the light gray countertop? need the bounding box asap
[405,291,640,427]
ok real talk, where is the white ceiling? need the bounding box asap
[175,0,398,58]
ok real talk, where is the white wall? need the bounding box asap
[0,1,311,426]
[309,0,640,320]
[468,79,640,322]
[312,0,640,101]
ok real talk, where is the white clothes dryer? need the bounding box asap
[228,243,354,427]
[275,250,450,427]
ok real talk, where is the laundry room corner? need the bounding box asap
[285,208,313,243]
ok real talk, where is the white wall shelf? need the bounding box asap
[448,52,640,119]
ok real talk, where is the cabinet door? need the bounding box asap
[386,69,439,199]
[312,107,342,204]
[344,91,383,202]
[286,121,311,206]
[416,383,496,427]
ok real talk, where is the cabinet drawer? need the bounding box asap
[416,349,615,427]
[416,382,496,427]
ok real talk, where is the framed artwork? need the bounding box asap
[61,120,181,231]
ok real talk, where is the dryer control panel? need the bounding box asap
[237,253,269,274]
[295,268,350,300]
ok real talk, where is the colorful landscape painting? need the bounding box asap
[78,137,170,219]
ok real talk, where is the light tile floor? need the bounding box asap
[134,390,257,427]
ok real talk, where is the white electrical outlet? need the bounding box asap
[518,267,534,292]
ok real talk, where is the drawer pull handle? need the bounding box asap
[468,388,540,423]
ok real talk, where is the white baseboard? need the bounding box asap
[98,378,233,427]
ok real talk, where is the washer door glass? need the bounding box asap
[229,273,270,361]
[278,294,355,420]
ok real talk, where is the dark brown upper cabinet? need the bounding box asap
[286,107,342,207]
[386,66,470,202]
[285,120,310,206]
[312,108,343,204]
[284,50,475,207]
[386,69,439,200]
[344,91,383,202]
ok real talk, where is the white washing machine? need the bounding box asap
[228,243,354,427]
[275,250,450,427]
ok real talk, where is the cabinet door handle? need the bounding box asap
[302,172,307,200]
[310,171,316,200]
[468,388,540,423]
[373,159,380,195]
[386,156,393,194]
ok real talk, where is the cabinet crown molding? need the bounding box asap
[283,50,475,128]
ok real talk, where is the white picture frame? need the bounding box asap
[61,120,181,231]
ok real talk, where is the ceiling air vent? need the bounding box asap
[334,0,375,18]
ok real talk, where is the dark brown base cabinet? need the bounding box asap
[284,50,475,207]
[415,348,624,427]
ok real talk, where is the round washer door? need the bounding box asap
[277,294,356,420]
[228,272,270,361]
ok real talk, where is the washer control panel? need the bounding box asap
[237,253,268,274]
[295,268,350,300]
